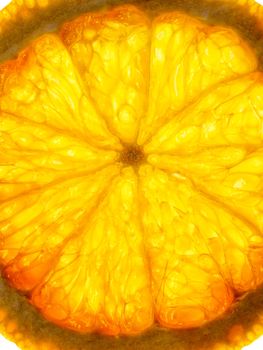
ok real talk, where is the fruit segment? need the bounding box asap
[60,5,150,144]
[0,111,118,201]
[148,147,263,236]
[198,148,263,233]
[0,34,120,150]
[31,168,153,335]
[138,12,258,145]
[144,72,263,154]
[139,164,263,327]
[148,147,247,178]
[139,165,236,328]
[0,166,120,291]
[191,147,263,292]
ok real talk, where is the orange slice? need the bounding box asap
[0,3,263,349]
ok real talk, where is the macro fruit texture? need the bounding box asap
[0,0,263,350]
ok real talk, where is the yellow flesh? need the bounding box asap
[0,4,263,336]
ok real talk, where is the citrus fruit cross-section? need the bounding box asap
[0,4,263,337]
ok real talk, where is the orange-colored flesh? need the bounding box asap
[0,4,263,336]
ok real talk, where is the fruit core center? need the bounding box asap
[120,145,145,166]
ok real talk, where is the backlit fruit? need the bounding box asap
[0,0,263,349]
